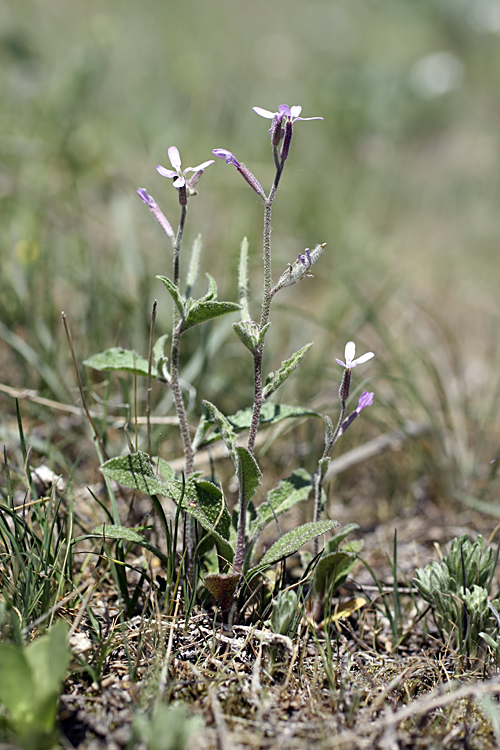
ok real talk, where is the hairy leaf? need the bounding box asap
[157,275,186,319]
[263,342,313,399]
[249,519,338,575]
[183,299,240,331]
[100,452,169,496]
[249,468,313,540]
[84,347,156,378]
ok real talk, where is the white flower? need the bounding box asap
[335,341,374,370]
[157,146,214,189]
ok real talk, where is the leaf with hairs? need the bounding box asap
[183,299,240,331]
[263,343,313,399]
[249,468,312,540]
[84,348,157,378]
[157,275,186,318]
[248,520,338,575]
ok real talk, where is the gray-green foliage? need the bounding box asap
[0,620,71,749]
[99,451,337,579]
[413,534,500,657]
[270,589,298,636]
[133,704,202,750]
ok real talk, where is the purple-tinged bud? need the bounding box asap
[338,391,374,436]
[137,188,174,240]
[270,114,283,147]
[280,120,293,162]
[213,148,240,167]
[177,184,188,207]
[187,169,205,191]
[338,369,351,401]
[213,148,265,198]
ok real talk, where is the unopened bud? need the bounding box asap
[339,369,351,401]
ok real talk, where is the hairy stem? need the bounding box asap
[313,399,346,555]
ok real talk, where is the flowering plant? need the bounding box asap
[84,104,375,624]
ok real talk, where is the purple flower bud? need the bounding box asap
[212,148,266,199]
[213,148,241,167]
[280,120,293,162]
[338,369,352,401]
[136,188,175,240]
[356,391,374,414]
[339,391,374,436]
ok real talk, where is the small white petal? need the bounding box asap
[157,165,177,179]
[253,106,276,119]
[335,358,347,368]
[353,352,374,366]
[188,159,215,172]
[172,175,185,188]
[344,341,356,365]
[290,105,302,118]
[168,146,182,172]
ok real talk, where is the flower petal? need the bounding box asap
[290,105,302,118]
[344,341,356,365]
[157,165,177,179]
[213,149,240,167]
[168,146,182,172]
[185,159,215,173]
[252,106,276,119]
[353,352,374,366]
[335,358,347,368]
[172,175,186,188]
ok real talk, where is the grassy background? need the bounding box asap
[2,0,500,500]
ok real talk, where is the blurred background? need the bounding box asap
[2,0,500,514]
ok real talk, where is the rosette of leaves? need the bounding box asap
[413,534,500,657]
[95,449,337,622]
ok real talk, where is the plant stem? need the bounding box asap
[313,399,346,556]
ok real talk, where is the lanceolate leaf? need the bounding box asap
[195,403,321,449]
[100,452,234,562]
[263,343,313,400]
[76,524,171,567]
[182,300,240,331]
[235,446,262,507]
[313,550,357,596]
[248,519,338,576]
[83,348,157,378]
[101,452,169,496]
[249,468,313,541]
[202,400,237,457]
[156,275,186,319]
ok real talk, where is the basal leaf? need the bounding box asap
[86,524,171,566]
[183,300,240,331]
[84,348,156,378]
[249,468,313,540]
[100,452,169,497]
[263,343,313,399]
[25,620,70,710]
[0,644,35,726]
[169,478,234,563]
[249,519,338,575]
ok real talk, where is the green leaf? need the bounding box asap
[83,347,156,378]
[196,403,321,449]
[85,524,171,567]
[249,519,338,575]
[249,468,313,540]
[153,334,169,367]
[202,400,237,457]
[157,275,186,319]
[183,299,240,331]
[235,446,262,507]
[169,478,234,563]
[100,452,170,497]
[313,550,357,596]
[0,643,35,727]
[233,320,270,352]
[263,343,313,399]
[324,523,360,554]
[203,273,218,301]
[25,621,71,730]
